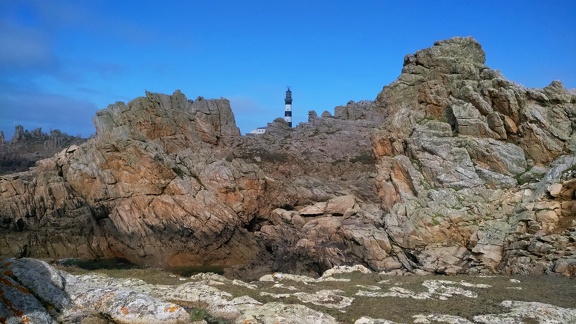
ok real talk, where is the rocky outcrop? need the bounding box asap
[371,37,576,275]
[0,126,85,175]
[0,37,574,279]
[0,258,189,323]
[334,100,384,122]
[2,91,264,269]
[2,258,575,323]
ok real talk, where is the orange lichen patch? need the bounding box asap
[92,291,116,312]
[3,270,14,277]
[163,305,178,313]
[120,306,129,315]
[0,287,24,318]
[21,316,30,323]
[16,285,29,294]
[0,276,14,286]
[0,275,31,295]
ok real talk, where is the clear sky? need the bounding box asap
[1,1,575,140]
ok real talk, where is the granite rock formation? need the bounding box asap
[0,37,575,279]
[0,258,189,323]
[371,37,576,275]
[0,126,85,175]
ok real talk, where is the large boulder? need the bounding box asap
[0,258,189,323]
[372,36,576,274]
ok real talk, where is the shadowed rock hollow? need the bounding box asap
[1,37,575,279]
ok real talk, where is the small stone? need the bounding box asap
[548,183,563,197]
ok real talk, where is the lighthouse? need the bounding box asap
[284,86,292,127]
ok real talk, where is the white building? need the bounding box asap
[248,127,267,135]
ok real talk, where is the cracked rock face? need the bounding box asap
[371,36,576,275]
[0,37,575,278]
[0,91,263,269]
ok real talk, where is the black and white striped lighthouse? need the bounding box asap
[284,86,292,127]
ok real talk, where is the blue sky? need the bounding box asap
[1,1,575,139]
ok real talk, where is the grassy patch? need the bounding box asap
[188,307,229,323]
[57,263,576,324]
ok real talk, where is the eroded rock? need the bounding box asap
[0,37,574,280]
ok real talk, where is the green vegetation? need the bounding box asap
[188,308,229,323]
[189,307,209,321]
[431,213,443,225]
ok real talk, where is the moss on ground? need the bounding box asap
[55,263,576,323]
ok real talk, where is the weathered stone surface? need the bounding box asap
[371,36,575,275]
[325,195,356,215]
[0,258,189,323]
[298,202,327,216]
[235,302,338,324]
[334,100,385,122]
[355,318,399,324]
[0,37,574,280]
[261,289,354,309]
[356,279,489,300]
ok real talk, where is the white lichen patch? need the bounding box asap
[232,279,257,290]
[356,280,485,300]
[321,265,372,278]
[318,277,352,282]
[473,300,576,323]
[357,286,431,299]
[260,291,292,299]
[413,313,474,324]
[228,295,261,306]
[457,280,491,288]
[259,272,350,283]
[261,289,354,309]
[236,302,338,324]
[355,284,381,291]
[259,272,316,283]
[272,283,299,290]
[354,316,400,324]
[422,280,479,299]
